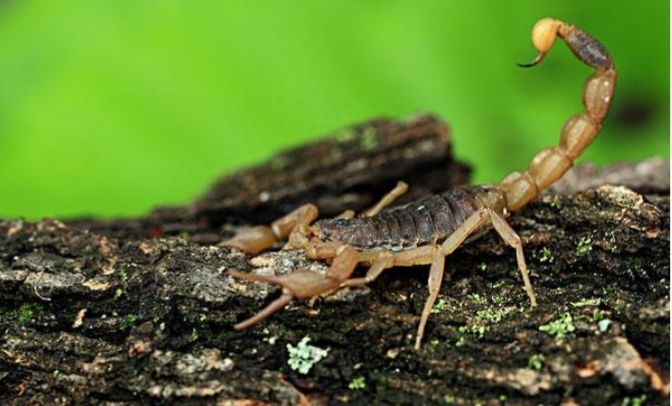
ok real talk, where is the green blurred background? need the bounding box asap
[0,1,669,219]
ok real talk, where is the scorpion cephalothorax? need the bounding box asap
[224,18,616,350]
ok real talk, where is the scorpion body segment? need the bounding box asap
[224,18,616,350]
[317,186,506,251]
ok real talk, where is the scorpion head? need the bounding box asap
[315,217,377,248]
[315,218,352,241]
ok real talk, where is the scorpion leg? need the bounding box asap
[229,244,359,330]
[416,246,445,350]
[339,251,395,288]
[486,208,536,307]
[222,203,319,254]
[439,207,536,307]
[333,181,409,220]
[364,181,409,217]
[304,251,395,304]
[339,245,444,350]
[334,209,356,220]
[342,244,439,288]
[220,225,279,255]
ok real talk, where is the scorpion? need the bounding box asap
[224,18,616,350]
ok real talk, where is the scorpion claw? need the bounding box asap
[221,225,279,255]
[232,268,343,299]
[229,268,345,329]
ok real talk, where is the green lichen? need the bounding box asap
[571,297,601,307]
[621,395,647,406]
[539,246,554,263]
[359,126,379,150]
[576,235,593,256]
[605,230,618,252]
[457,308,506,339]
[333,128,356,143]
[459,324,487,339]
[487,280,505,290]
[528,353,546,370]
[119,314,138,331]
[17,303,44,324]
[549,195,562,209]
[633,257,644,271]
[430,298,447,314]
[468,293,486,305]
[348,377,366,390]
[475,309,502,324]
[287,336,328,374]
[539,312,575,338]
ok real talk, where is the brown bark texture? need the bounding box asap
[0,115,669,405]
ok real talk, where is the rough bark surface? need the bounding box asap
[0,157,669,405]
[66,114,471,245]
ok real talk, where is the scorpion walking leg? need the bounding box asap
[223,203,319,254]
[486,208,536,307]
[313,252,395,302]
[340,245,446,350]
[364,181,409,216]
[229,244,360,329]
[340,245,440,290]
[415,246,445,350]
[440,208,537,307]
[333,182,407,220]
[338,252,395,288]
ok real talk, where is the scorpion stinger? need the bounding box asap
[224,18,616,350]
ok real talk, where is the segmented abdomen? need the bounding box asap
[317,186,485,251]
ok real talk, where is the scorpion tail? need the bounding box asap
[501,18,617,211]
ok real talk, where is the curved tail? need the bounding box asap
[500,18,617,211]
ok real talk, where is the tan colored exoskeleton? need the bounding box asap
[224,18,617,350]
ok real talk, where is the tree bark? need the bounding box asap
[0,130,668,404]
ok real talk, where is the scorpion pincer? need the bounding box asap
[224,18,616,350]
